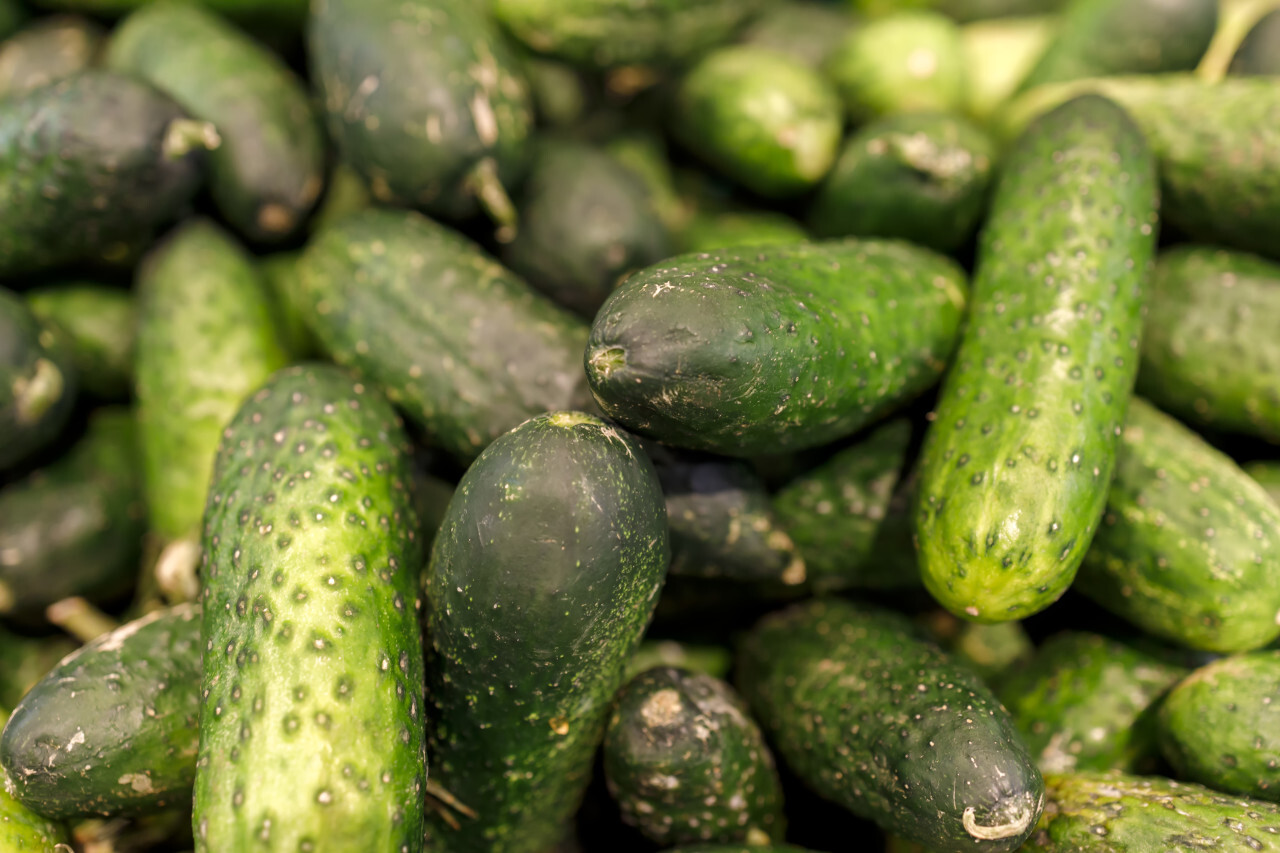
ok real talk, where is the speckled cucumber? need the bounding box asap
[106,2,325,243]
[0,708,69,851]
[913,95,1159,623]
[309,0,532,232]
[0,70,208,276]
[0,287,76,471]
[1,603,201,820]
[0,14,104,98]
[295,208,594,463]
[1075,398,1280,653]
[585,239,968,457]
[194,365,426,852]
[737,597,1044,852]
[603,667,784,846]
[424,411,668,852]
[27,283,134,400]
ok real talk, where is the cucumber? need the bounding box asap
[194,365,426,852]
[27,283,135,400]
[257,252,318,362]
[738,1,858,69]
[424,411,668,852]
[1137,246,1280,442]
[737,597,1044,852]
[936,618,1034,686]
[679,211,809,254]
[1,603,201,820]
[913,95,1158,623]
[307,163,369,237]
[1230,8,1280,74]
[0,287,76,471]
[584,239,968,457]
[625,640,733,683]
[604,131,687,235]
[106,2,325,243]
[309,0,533,233]
[522,56,591,129]
[295,208,594,463]
[603,667,784,846]
[1248,460,1280,506]
[0,70,209,276]
[0,709,69,851]
[0,627,77,710]
[1075,398,1280,653]
[996,632,1187,775]
[0,14,104,98]
[959,16,1054,121]
[0,407,144,617]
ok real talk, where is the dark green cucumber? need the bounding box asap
[502,138,670,317]
[295,208,594,463]
[0,709,69,851]
[0,287,76,471]
[0,407,144,617]
[738,1,857,69]
[913,95,1158,623]
[0,14,103,98]
[1075,398,1280,653]
[738,597,1044,852]
[195,365,426,851]
[309,0,532,232]
[584,239,968,457]
[672,46,843,198]
[625,640,733,682]
[1137,246,1280,442]
[809,111,996,254]
[0,70,208,276]
[1230,9,1280,75]
[106,2,324,243]
[679,211,809,254]
[1,603,201,819]
[27,283,134,400]
[424,411,669,852]
[1023,771,1280,851]
[773,418,913,591]
[996,632,1187,775]
[604,667,783,846]
[0,627,77,710]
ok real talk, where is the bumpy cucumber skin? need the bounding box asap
[1230,9,1280,75]
[309,0,532,223]
[0,288,76,471]
[1138,246,1280,442]
[996,632,1187,775]
[135,219,288,545]
[738,597,1044,852]
[585,239,968,457]
[194,365,426,853]
[1075,398,1280,653]
[603,667,784,846]
[679,211,809,254]
[1024,771,1280,851]
[1,604,201,820]
[0,70,203,276]
[913,95,1158,623]
[295,208,594,463]
[27,283,134,399]
[0,14,104,98]
[424,411,669,853]
[106,3,324,243]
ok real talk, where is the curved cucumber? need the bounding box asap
[0,287,76,471]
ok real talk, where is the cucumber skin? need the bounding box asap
[0,288,76,471]
[913,95,1158,623]
[27,283,135,400]
[737,597,1044,852]
[424,411,669,853]
[106,2,324,243]
[295,208,594,463]
[584,239,968,457]
[194,365,426,853]
[1075,398,1280,653]
[0,709,69,853]
[0,70,203,276]
[0,14,105,98]
[1,603,201,820]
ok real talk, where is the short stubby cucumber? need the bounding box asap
[424,411,669,853]
[0,287,76,471]
[27,282,135,400]
[0,14,104,98]
[737,597,1044,852]
[1,603,201,820]
[584,239,968,457]
[194,365,426,852]
[913,94,1159,623]
[1074,398,1280,653]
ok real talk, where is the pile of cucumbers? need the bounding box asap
[4,0,1280,850]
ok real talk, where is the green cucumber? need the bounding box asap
[0,407,144,617]
[308,163,370,237]
[679,211,809,253]
[738,597,1044,852]
[1137,246,1280,442]
[0,14,104,98]
[1,603,201,819]
[913,95,1158,623]
[603,666,784,846]
[920,610,1034,686]
[1075,398,1280,653]
[106,2,325,243]
[194,365,426,852]
[27,283,134,400]
[295,208,594,463]
[424,411,668,852]
[1230,8,1280,74]
[0,627,77,710]
[625,640,733,683]
[738,1,858,69]
[257,252,318,362]
[309,0,533,233]
[584,239,968,457]
[604,131,687,235]
[959,16,1054,121]
[0,708,69,851]
[0,287,76,471]
[996,632,1187,775]
[0,70,209,276]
